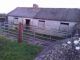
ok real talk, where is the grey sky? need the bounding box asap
[0,0,80,13]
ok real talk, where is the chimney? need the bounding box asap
[33,4,39,9]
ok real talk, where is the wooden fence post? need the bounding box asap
[18,22,23,43]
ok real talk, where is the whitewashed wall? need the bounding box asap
[30,19,39,26]
[31,19,76,31]
[8,16,32,29]
[45,20,76,31]
[8,16,76,30]
[8,16,31,25]
[8,16,14,24]
[8,16,76,36]
[45,20,60,30]
[31,19,76,36]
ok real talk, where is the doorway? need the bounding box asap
[25,19,30,29]
[26,19,30,25]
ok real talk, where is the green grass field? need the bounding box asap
[0,36,42,60]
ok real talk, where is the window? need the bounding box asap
[14,17,18,19]
[38,20,45,29]
[14,17,18,24]
[59,22,69,32]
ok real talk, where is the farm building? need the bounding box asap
[0,13,7,26]
[7,4,80,37]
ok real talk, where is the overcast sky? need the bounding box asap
[0,0,80,13]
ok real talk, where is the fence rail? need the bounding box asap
[0,23,72,42]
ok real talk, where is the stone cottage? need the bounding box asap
[7,4,80,37]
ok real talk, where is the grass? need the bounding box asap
[0,36,42,60]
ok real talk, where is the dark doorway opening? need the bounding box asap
[26,19,30,25]
[25,19,30,29]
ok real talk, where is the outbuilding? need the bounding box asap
[7,4,80,37]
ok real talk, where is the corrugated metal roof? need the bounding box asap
[8,7,80,22]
